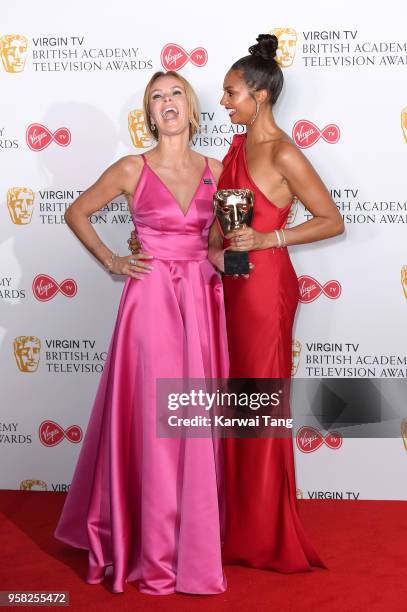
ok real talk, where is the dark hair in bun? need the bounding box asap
[248,33,279,60]
[231,34,283,106]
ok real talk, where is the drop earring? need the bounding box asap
[250,100,260,125]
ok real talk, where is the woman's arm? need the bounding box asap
[228,142,345,251]
[208,221,225,272]
[65,155,153,278]
[207,157,226,272]
[273,142,345,246]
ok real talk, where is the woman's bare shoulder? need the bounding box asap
[272,136,310,168]
[111,155,145,195]
[115,154,144,174]
[273,134,301,157]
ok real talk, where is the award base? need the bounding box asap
[224,251,250,275]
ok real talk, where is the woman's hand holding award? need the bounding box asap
[213,189,254,275]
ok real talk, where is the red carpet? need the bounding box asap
[1,491,406,611]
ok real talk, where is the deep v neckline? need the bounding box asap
[143,155,207,218]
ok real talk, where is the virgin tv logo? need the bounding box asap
[298,275,341,303]
[26,123,71,151]
[32,274,77,301]
[292,120,340,148]
[160,43,208,71]
[39,420,82,447]
[296,426,343,453]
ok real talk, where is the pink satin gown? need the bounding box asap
[55,155,229,595]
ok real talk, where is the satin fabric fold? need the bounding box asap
[219,134,325,572]
[55,157,229,595]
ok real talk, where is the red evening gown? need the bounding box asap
[219,133,324,571]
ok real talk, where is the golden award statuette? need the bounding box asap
[213,189,254,275]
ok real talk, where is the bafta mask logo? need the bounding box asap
[402,266,407,299]
[7,187,35,225]
[128,109,154,148]
[401,107,407,143]
[270,28,298,67]
[296,488,304,499]
[287,196,299,225]
[0,34,28,73]
[14,336,41,373]
[401,418,407,451]
[292,339,302,376]
[20,479,48,491]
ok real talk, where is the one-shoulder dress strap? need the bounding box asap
[232,133,245,147]
[222,134,244,166]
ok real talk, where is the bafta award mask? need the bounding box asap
[0,34,28,73]
[270,28,298,68]
[291,339,302,376]
[14,336,41,372]
[20,480,48,491]
[128,109,154,148]
[7,187,35,225]
[401,418,407,451]
[401,265,407,299]
[213,189,254,235]
[213,189,254,275]
[401,107,407,144]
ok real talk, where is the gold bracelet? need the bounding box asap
[104,252,118,273]
[281,229,287,248]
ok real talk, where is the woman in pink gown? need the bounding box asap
[54,71,228,595]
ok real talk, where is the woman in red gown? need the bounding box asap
[210,34,344,571]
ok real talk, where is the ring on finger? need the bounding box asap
[129,258,137,265]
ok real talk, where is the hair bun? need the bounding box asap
[248,34,278,61]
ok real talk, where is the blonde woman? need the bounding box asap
[55,71,229,596]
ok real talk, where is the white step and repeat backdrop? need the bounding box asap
[1,0,406,500]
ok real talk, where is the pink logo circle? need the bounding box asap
[296,426,343,453]
[32,274,77,301]
[292,120,340,148]
[39,420,83,447]
[298,275,341,303]
[160,43,208,71]
[26,123,71,151]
